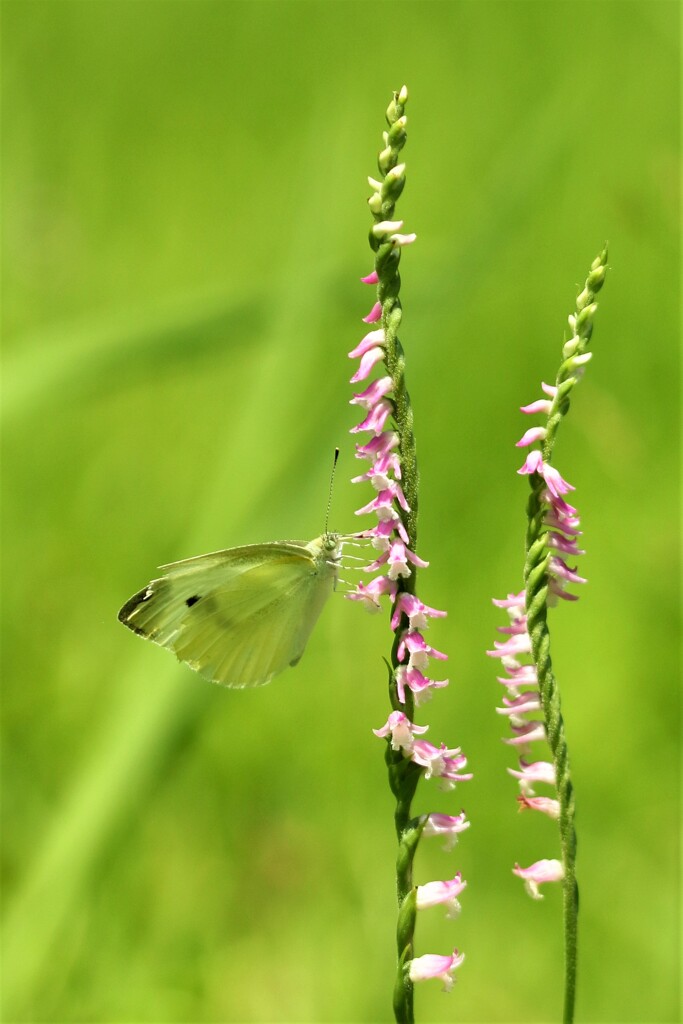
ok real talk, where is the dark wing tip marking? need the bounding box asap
[118,587,152,635]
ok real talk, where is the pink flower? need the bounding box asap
[496,664,538,691]
[507,759,556,789]
[411,741,471,788]
[348,328,385,359]
[416,873,466,918]
[421,812,470,850]
[397,630,448,667]
[515,426,547,448]
[545,511,582,536]
[350,346,385,383]
[363,517,409,550]
[496,615,528,636]
[513,858,564,900]
[351,450,402,490]
[503,720,546,746]
[362,300,383,324]
[350,398,394,435]
[487,633,532,659]
[395,666,449,705]
[350,376,393,410]
[355,487,405,520]
[360,270,379,284]
[373,710,428,751]
[517,794,560,819]
[345,575,398,611]
[520,398,553,415]
[496,691,541,716]
[408,950,465,992]
[386,540,429,581]
[546,532,584,557]
[542,463,575,498]
[354,430,399,462]
[517,449,544,476]
[492,590,526,612]
[549,557,587,585]
[391,592,447,631]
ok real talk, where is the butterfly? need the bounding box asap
[118,533,354,688]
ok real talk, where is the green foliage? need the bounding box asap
[2,2,678,1022]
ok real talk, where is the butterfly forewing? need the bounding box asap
[118,537,341,687]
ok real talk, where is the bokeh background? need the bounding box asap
[2,2,679,1022]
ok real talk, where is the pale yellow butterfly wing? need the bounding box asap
[118,537,339,688]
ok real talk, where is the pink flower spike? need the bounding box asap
[541,382,558,397]
[518,794,561,819]
[515,426,548,448]
[360,270,379,284]
[391,592,447,631]
[408,949,465,992]
[422,812,470,850]
[348,328,385,359]
[350,398,393,435]
[520,398,553,415]
[416,874,466,919]
[350,376,393,410]
[350,347,385,384]
[513,858,564,900]
[373,709,428,752]
[517,450,544,476]
[362,301,383,323]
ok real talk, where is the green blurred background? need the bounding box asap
[2,2,679,1022]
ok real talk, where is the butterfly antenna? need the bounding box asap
[324,447,340,535]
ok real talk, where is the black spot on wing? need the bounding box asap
[186,595,201,607]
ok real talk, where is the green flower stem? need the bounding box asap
[523,247,608,1024]
[368,86,421,1024]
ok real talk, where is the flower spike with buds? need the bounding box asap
[487,247,608,1024]
[347,88,471,1023]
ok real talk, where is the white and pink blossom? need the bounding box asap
[513,859,564,900]
[416,874,466,918]
[408,950,465,992]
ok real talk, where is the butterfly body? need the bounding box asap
[118,533,344,688]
